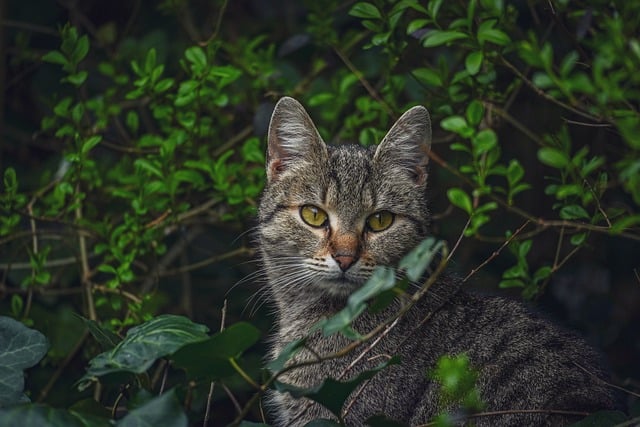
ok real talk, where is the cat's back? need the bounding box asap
[401,287,620,425]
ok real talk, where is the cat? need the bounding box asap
[257,96,621,426]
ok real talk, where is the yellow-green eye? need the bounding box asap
[300,205,329,228]
[366,211,394,232]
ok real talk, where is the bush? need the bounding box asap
[1,0,638,425]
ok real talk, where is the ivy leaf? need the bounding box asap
[78,315,209,389]
[0,404,110,427]
[274,357,400,418]
[0,316,49,406]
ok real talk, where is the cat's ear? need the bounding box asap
[374,105,431,185]
[266,97,328,182]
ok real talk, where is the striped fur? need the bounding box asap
[258,97,621,426]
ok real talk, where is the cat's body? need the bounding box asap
[257,97,620,426]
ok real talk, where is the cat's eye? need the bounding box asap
[300,205,329,228]
[366,211,394,232]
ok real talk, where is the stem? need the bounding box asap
[75,184,97,322]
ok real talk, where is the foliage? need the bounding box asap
[1,0,639,425]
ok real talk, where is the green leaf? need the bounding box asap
[66,71,88,87]
[318,266,396,337]
[472,129,497,154]
[41,51,69,67]
[171,322,260,380]
[0,316,49,406]
[274,357,399,418]
[81,135,102,155]
[365,414,407,427]
[349,2,382,19]
[477,20,511,46]
[0,404,111,427]
[70,35,90,65]
[610,215,640,234]
[538,147,569,169]
[79,315,209,389]
[422,30,468,47]
[465,100,484,126]
[185,46,207,70]
[267,338,306,373]
[81,317,121,350]
[116,389,187,427]
[568,410,628,427]
[465,51,483,75]
[447,187,473,214]
[559,204,590,220]
[399,237,445,282]
[441,116,471,136]
[570,232,588,246]
[134,158,163,178]
[412,68,443,87]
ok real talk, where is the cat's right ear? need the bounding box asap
[266,97,328,182]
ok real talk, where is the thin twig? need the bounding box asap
[463,220,531,282]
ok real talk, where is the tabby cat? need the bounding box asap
[257,97,620,426]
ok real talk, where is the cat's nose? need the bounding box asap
[333,254,357,271]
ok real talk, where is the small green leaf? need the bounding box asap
[399,238,445,282]
[185,46,207,70]
[267,338,306,373]
[570,232,588,246]
[441,116,471,136]
[447,188,473,215]
[412,68,443,87]
[465,51,483,75]
[66,71,88,86]
[349,2,382,19]
[477,20,511,46]
[559,204,590,220]
[538,147,569,168]
[465,100,484,126]
[42,51,69,67]
[423,30,468,47]
[472,129,497,154]
[81,135,102,155]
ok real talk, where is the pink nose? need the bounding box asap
[333,254,357,271]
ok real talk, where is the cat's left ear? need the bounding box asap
[374,105,431,185]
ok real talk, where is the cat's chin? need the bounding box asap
[316,278,362,298]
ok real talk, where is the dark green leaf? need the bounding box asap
[171,322,260,380]
[275,357,399,418]
[472,129,497,154]
[441,116,470,135]
[365,414,407,427]
[0,316,49,406]
[185,46,207,70]
[567,410,628,427]
[559,205,590,220]
[267,338,306,373]
[116,389,187,427]
[81,135,102,155]
[0,404,110,427]
[41,51,68,67]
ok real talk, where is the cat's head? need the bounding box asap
[258,97,431,300]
